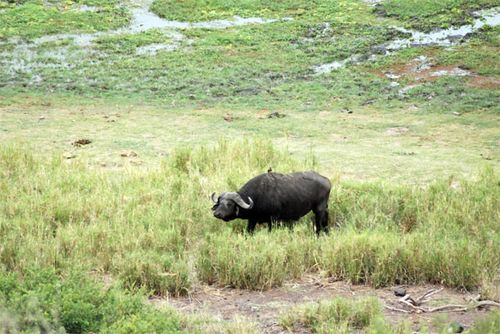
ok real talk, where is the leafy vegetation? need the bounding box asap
[0,267,184,333]
[435,26,500,76]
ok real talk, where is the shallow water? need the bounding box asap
[362,0,384,6]
[76,5,98,12]
[1,0,287,77]
[314,55,361,74]
[2,1,498,84]
[430,68,471,77]
[129,7,280,31]
[385,8,500,50]
[314,7,500,74]
[136,43,179,55]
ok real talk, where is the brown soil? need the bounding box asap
[151,275,495,333]
[372,54,500,88]
[467,76,500,89]
[385,127,409,136]
[408,65,469,82]
[382,63,470,84]
[72,138,92,147]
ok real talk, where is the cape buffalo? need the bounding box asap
[211,171,331,235]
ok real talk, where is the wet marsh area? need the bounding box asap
[0,0,498,111]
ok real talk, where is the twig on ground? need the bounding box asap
[475,300,500,308]
[415,288,444,304]
[389,287,500,314]
[389,299,500,314]
[427,304,468,313]
[401,294,417,304]
[384,304,410,313]
[399,298,426,312]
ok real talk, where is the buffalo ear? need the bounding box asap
[235,206,239,217]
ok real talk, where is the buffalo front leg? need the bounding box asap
[246,219,257,234]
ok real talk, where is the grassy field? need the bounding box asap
[0,96,498,184]
[0,0,499,333]
[1,141,499,332]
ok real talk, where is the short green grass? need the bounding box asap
[379,0,499,32]
[435,26,500,76]
[1,97,497,183]
[94,29,173,54]
[1,0,498,113]
[0,0,129,39]
[151,0,375,22]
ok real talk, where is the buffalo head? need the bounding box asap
[211,192,254,221]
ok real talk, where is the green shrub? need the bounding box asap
[0,267,183,333]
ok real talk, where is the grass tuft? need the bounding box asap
[279,297,407,333]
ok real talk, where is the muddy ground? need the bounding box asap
[152,275,494,333]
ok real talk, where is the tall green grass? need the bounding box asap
[1,140,499,297]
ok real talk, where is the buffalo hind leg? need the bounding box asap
[313,201,330,235]
[313,212,325,235]
[321,210,329,233]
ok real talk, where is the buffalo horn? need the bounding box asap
[229,192,254,210]
[210,192,218,203]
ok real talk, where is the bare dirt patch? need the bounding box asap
[72,138,92,147]
[467,76,500,89]
[151,276,495,333]
[385,127,409,136]
[381,57,474,84]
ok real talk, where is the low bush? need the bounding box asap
[0,267,184,333]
